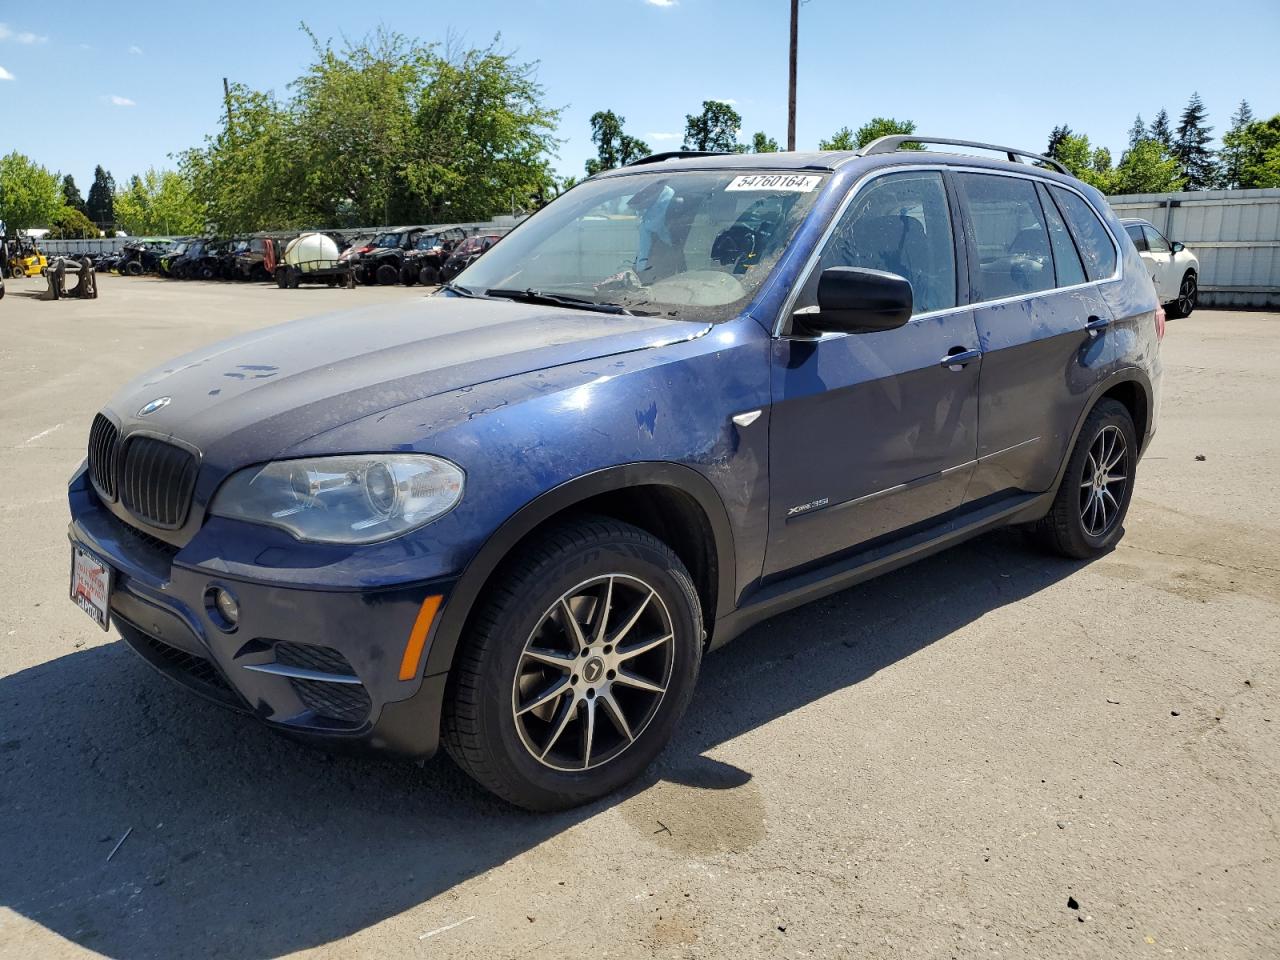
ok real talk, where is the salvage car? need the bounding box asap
[1121,218,1198,318]
[67,138,1162,810]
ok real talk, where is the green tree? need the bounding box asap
[854,117,920,149]
[749,131,779,153]
[48,206,100,239]
[1228,115,1280,189]
[1054,134,1114,192]
[61,174,87,214]
[1046,124,1074,160]
[0,152,62,231]
[113,168,205,235]
[584,110,650,176]
[1112,140,1185,194]
[1220,99,1256,189]
[1173,92,1217,190]
[85,165,115,225]
[1148,109,1173,149]
[683,100,742,152]
[1127,114,1146,150]
[819,126,856,150]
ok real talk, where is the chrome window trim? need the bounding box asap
[774,164,1124,337]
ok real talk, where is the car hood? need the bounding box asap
[103,295,710,469]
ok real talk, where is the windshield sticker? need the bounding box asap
[726,174,822,193]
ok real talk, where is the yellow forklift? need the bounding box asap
[6,237,49,278]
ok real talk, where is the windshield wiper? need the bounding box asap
[485,288,632,315]
[439,281,478,298]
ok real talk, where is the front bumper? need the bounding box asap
[68,473,457,760]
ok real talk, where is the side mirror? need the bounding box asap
[1170,241,1185,253]
[799,266,913,334]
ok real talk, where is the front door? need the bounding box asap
[765,169,980,578]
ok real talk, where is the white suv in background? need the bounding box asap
[1122,218,1199,318]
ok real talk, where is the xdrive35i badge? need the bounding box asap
[137,396,171,417]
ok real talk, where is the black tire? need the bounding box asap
[419,265,439,286]
[1038,399,1137,559]
[444,517,703,811]
[400,265,417,286]
[276,267,289,289]
[373,263,397,285]
[124,261,143,276]
[1166,271,1197,319]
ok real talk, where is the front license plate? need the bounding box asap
[70,544,112,632]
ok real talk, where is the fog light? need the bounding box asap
[207,586,239,630]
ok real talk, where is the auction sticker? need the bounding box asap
[726,174,822,193]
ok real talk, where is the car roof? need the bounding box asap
[1119,218,1152,225]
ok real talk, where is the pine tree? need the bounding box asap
[1045,124,1073,160]
[1149,110,1174,149]
[1221,99,1256,189]
[61,174,87,213]
[1173,92,1217,190]
[1128,114,1146,150]
[85,165,116,225]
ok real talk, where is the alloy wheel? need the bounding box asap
[512,574,675,772]
[1079,424,1129,538]
[1177,275,1196,317]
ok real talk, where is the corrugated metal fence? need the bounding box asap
[1105,188,1280,308]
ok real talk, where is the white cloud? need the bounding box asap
[645,0,678,6]
[128,44,143,55]
[1,24,47,44]
[709,97,737,105]
[107,94,136,107]
[0,66,13,81]
[648,132,679,141]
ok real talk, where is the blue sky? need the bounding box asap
[3,0,1277,192]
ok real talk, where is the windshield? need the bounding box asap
[454,169,828,321]
[372,232,405,248]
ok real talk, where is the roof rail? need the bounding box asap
[858,136,1069,176]
[626,150,735,167]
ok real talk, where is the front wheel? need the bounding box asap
[1038,399,1137,559]
[1167,271,1197,319]
[444,518,703,811]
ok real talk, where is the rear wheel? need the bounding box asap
[1167,271,1197,319]
[124,261,143,276]
[419,265,439,286]
[400,265,417,286]
[375,263,399,285]
[444,518,702,811]
[1039,399,1137,559]
[276,267,289,289]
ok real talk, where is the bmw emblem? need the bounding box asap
[137,396,171,417]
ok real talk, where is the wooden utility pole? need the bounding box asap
[787,0,798,151]
[222,77,234,131]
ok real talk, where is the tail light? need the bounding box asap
[1155,302,1166,342]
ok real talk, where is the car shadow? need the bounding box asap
[0,529,1091,958]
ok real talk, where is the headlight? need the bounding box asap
[210,454,464,544]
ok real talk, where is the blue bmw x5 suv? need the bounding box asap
[68,137,1162,809]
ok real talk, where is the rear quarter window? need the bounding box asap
[1050,186,1118,281]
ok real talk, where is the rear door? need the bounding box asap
[958,172,1117,500]
[764,169,981,577]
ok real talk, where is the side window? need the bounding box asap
[1050,186,1118,281]
[1143,225,1170,253]
[956,172,1054,302]
[1036,182,1087,288]
[1125,224,1148,251]
[803,170,957,316]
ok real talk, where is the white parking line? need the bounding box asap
[418,916,476,940]
[19,423,64,446]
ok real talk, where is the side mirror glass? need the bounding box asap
[1170,241,1185,253]
[799,266,913,334]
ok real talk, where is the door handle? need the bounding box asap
[940,347,981,370]
[1085,315,1111,338]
